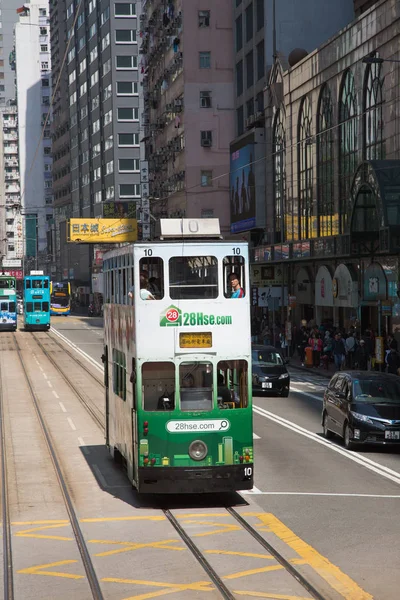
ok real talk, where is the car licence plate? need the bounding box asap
[262,382,272,389]
[385,430,400,440]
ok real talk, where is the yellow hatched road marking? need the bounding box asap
[102,578,213,600]
[15,523,72,541]
[223,559,307,581]
[17,560,84,580]
[181,519,240,537]
[12,520,69,525]
[82,516,166,523]
[249,513,373,600]
[91,538,184,557]
[234,593,311,599]
[205,549,274,559]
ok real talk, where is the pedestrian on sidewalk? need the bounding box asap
[345,333,357,369]
[332,333,346,371]
[387,347,400,375]
[354,339,369,370]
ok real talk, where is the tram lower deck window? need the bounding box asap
[179,363,213,411]
[142,362,175,411]
[112,349,126,401]
[217,360,248,408]
[169,256,218,299]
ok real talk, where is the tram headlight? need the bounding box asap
[189,440,208,461]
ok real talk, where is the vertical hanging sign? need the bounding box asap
[140,160,150,240]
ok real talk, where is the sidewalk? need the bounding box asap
[286,355,332,379]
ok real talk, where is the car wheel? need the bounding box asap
[343,423,355,450]
[322,413,334,439]
[281,389,289,397]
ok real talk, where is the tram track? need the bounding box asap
[31,332,104,432]
[164,506,329,600]
[12,334,105,600]
[0,354,14,600]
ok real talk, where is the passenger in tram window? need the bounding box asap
[217,373,232,404]
[229,273,244,298]
[33,280,42,289]
[140,272,155,300]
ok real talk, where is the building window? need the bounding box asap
[90,71,99,87]
[237,105,244,136]
[105,135,113,150]
[92,119,100,134]
[92,95,100,110]
[40,45,48,52]
[104,83,112,100]
[256,40,264,81]
[201,170,212,186]
[41,78,49,87]
[40,27,47,35]
[41,61,49,70]
[119,158,139,172]
[272,109,286,243]
[115,30,137,43]
[201,130,212,147]
[100,7,110,25]
[79,58,86,74]
[106,160,114,174]
[298,96,313,240]
[236,60,243,97]
[115,3,136,16]
[101,32,110,51]
[364,57,384,160]
[118,133,139,146]
[246,98,254,119]
[236,15,242,52]
[339,70,358,234]
[246,51,253,88]
[256,0,264,31]
[39,8,47,16]
[116,55,137,69]
[200,91,211,108]
[103,109,112,126]
[94,190,102,204]
[199,51,211,69]
[90,46,98,63]
[317,85,334,237]
[120,183,140,197]
[198,10,210,27]
[102,59,111,76]
[116,81,138,95]
[117,107,138,121]
[245,2,253,42]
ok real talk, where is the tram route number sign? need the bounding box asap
[160,305,233,327]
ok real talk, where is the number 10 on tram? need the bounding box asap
[102,219,253,494]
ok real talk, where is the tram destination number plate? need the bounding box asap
[179,332,212,348]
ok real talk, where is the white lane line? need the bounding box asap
[242,491,400,498]
[67,417,77,431]
[291,387,324,402]
[50,327,103,373]
[78,437,90,455]
[59,402,67,413]
[253,404,400,486]
[42,373,48,380]
[93,464,108,488]
[47,380,53,388]
[253,432,261,439]
[39,366,44,372]
[241,486,263,495]
[52,390,59,399]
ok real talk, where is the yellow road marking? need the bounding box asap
[181,519,240,537]
[102,578,213,600]
[234,592,311,599]
[82,516,166,523]
[205,549,274,559]
[12,520,69,525]
[223,559,308,581]
[90,538,184,557]
[15,523,72,541]
[254,513,373,600]
[18,560,84,580]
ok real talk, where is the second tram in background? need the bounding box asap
[103,219,253,494]
[50,281,71,316]
[0,274,17,331]
[23,271,51,331]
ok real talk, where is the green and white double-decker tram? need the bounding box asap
[103,219,253,493]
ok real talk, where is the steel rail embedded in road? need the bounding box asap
[45,330,103,387]
[227,507,328,600]
[163,509,236,600]
[31,332,104,432]
[0,358,14,600]
[13,334,105,600]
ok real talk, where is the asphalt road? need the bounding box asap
[50,315,400,599]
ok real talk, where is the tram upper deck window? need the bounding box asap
[179,362,213,411]
[0,302,8,311]
[169,256,218,299]
[0,279,12,289]
[139,257,164,300]
[223,256,245,298]
[142,362,175,411]
[217,360,248,408]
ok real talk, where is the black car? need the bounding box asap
[252,345,290,397]
[322,371,400,449]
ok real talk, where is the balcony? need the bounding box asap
[3,134,18,142]
[5,159,18,168]
[5,172,19,181]
[4,145,18,154]
[5,184,20,193]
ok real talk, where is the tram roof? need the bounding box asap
[103,238,248,260]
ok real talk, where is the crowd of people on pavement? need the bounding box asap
[251,314,400,374]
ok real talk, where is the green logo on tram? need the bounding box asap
[160,305,233,327]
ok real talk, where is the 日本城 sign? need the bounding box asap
[68,218,137,243]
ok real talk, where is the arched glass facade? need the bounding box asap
[273,109,286,243]
[298,96,313,239]
[364,60,384,160]
[317,85,334,237]
[339,70,358,233]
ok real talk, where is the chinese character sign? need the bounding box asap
[68,219,137,243]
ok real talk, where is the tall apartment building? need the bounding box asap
[15,1,53,271]
[0,107,21,262]
[233,0,355,138]
[1,1,22,105]
[140,0,234,232]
